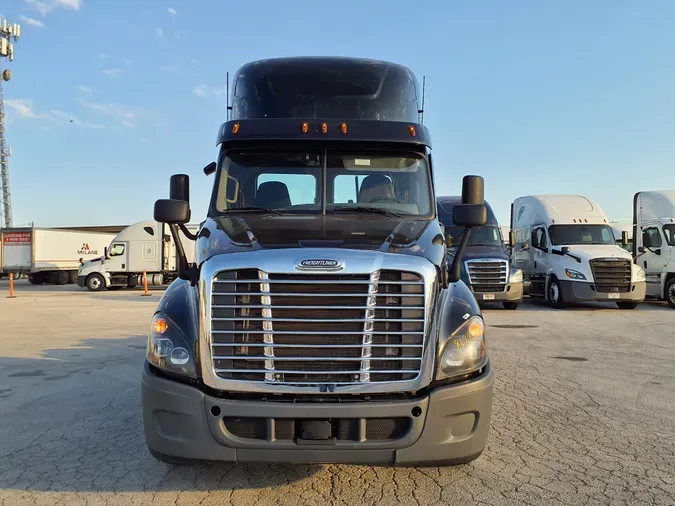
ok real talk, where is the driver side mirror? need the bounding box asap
[621,231,629,247]
[509,230,516,248]
[448,175,486,283]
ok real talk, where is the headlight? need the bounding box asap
[564,268,587,280]
[509,268,523,283]
[436,315,487,381]
[633,266,646,282]
[147,313,197,378]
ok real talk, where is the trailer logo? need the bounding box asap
[77,243,99,255]
[296,259,343,271]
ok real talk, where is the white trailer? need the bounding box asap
[510,195,646,309]
[632,190,675,308]
[77,220,198,291]
[0,227,116,285]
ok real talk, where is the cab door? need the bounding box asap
[638,224,665,298]
[107,242,129,271]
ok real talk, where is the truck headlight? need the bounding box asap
[564,268,587,280]
[509,268,523,283]
[147,313,197,378]
[633,266,646,282]
[436,315,487,380]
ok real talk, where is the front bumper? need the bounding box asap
[76,275,86,288]
[559,279,646,303]
[472,282,523,303]
[141,361,494,465]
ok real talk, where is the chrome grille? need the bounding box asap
[465,259,508,293]
[589,258,631,293]
[210,269,426,384]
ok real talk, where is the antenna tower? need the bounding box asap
[0,17,21,229]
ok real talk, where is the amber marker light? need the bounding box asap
[340,122,348,134]
[301,122,309,134]
[408,125,416,137]
[232,123,240,134]
[153,317,169,335]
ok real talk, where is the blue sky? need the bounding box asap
[1,0,674,228]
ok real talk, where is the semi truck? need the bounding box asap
[632,190,675,308]
[437,196,523,309]
[511,194,646,309]
[77,220,199,291]
[141,56,493,466]
[0,227,115,285]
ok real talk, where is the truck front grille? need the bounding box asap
[466,259,508,293]
[590,258,632,293]
[210,269,426,384]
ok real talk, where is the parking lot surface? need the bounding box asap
[1,280,674,506]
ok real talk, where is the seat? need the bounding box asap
[254,181,291,208]
[358,175,395,203]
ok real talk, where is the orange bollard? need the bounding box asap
[141,270,152,296]
[7,272,17,299]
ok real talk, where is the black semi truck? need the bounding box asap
[142,56,493,465]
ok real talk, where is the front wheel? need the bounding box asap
[617,301,639,310]
[547,277,566,309]
[502,302,519,310]
[86,273,106,292]
[666,278,675,309]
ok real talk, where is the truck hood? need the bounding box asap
[552,244,633,262]
[447,244,509,262]
[195,215,446,267]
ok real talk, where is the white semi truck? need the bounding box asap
[77,220,198,291]
[0,227,115,285]
[632,190,675,308]
[510,194,646,309]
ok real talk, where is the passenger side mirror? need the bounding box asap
[154,199,190,224]
[203,161,217,176]
[448,175,486,283]
[509,230,516,248]
[621,231,629,247]
[562,246,570,254]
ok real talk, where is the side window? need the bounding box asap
[531,227,547,250]
[109,244,125,257]
[642,227,662,249]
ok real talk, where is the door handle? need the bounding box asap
[534,261,537,269]
[643,261,647,269]
[122,263,126,269]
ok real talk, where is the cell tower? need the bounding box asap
[0,17,21,229]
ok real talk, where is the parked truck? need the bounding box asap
[437,196,523,309]
[511,194,646,309]
[0,227,115,285]
[77,220,199,291]
[141,56,493,466]
[632,190,675,308]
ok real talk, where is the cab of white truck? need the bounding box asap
[633,190,675,308]
[511,194,646,309]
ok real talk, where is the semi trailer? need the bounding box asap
[77,220,199,291]
[511,194,646,309]
[141,56,493,466]
[0,227,115,284]
[632,190,675,308]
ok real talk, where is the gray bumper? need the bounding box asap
[141,361,494,465]
[472,282,523,303]
[559,280,646,303]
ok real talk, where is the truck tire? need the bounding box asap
[502,302,519,310]
[68,271,78,284]
[86,273,106,292]
[616,301,639,310]
[54,271,69,285]
[546,277,566,309]
[666,277,675,309]
[28,273,45,285]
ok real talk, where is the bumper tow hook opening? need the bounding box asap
[411,406,422,417]
[210,406,221,417]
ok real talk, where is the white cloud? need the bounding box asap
[19,15,45,27]
[49,109,105,129]
[5,99,41,118]
[121,119,136,128]
[156,27,164,38]
[78,99,156,128]
[102,68,121,78]
[192,83,227,100]
[76,85,91,93]
[25,0,82,16]
[168,7,176,15]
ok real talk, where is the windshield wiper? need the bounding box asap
[224,207,284,216]
[333,206,402,218]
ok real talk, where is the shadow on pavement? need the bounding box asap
[0,335,320,493]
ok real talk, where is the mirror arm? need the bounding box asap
[448,229,473,283]
[178,223,199,241]
[169,223,199,285]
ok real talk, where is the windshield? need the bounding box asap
[548,224,616,246]
[664,224,675,246]
[212,149,433,217]
[443,225,503,247]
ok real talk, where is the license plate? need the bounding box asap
[608,293,620,299]
[483,294,495,300]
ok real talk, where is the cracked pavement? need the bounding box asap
[1,281,674,505]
